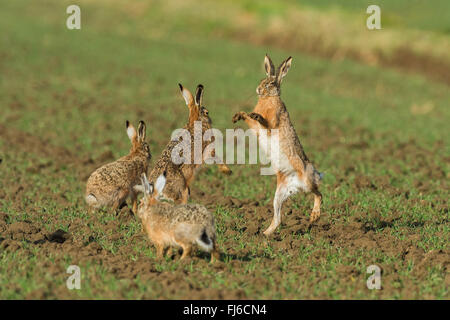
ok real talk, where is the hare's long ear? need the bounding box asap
[140,173,151,195]
[180,83,200,125]
[264,54,275,77]
[195,84,204,107]
[126,120,138,144]
[276,56,292,85]
[154,171,166,195]
[137,120,146,142]
[179,83,194,106]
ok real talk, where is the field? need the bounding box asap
[0,0,449,299]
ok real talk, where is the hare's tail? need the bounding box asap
[313,170,324,186]
[85,193,98,206]
[196,228,214,252]
[306,162,324,186]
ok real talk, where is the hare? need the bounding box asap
[148,83,231,204]
[232,54,323,236]
[85,120,151,214]
[137,172,219,262]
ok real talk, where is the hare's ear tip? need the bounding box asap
[126,120,130,128]
[197,84,204,89]
[162,170,167,177]
[139,120,145,126]
[178,83,183,90]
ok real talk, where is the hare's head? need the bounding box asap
[179,84,212,129]
[256,55,292,97]
[140,172,166,206]
[126,120,151,161]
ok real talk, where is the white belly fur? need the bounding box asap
[258,130,309,193]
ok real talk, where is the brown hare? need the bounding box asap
[137,172,219,262]
[148,83,231,204]
[232,54,323,236]
[85,120,151,214]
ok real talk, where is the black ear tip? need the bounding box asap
[139,120,145,126]
[126,120,130,128]
[178,83,183,91]
[197,84,204,89]
[162,170,167,177]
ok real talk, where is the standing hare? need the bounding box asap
[85,120,151,214]
[148,83,231,204]
[138,172,219,262]
[232,54,323,236]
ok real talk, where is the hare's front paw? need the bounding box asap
[232,111,247,123]
[248,112,268,127]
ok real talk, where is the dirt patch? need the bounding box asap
[0,125,76,166]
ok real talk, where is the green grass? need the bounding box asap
[0,0,448,299]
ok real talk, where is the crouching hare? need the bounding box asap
[137,172,220,262]
[85,120,151,214]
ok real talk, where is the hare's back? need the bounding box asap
[173,204,213,224]
[88,160,138,187]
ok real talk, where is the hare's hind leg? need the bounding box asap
[310,188,322,223]
[264,173,289,236]
[155,243,165,259]
[130,190,138,215]
[180,243,192,260]
[210,240,220,263]
[112,189,129,213]
[166,247,175,258]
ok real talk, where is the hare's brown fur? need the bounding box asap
[149,84,231,204]
[138,173,219,262]
[233,55,323,236]
[85,121,151,214]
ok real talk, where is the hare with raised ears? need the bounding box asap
[85,120,151,214]
[138,172,220,262]
[232,54,323,236]
[148,84,231,204]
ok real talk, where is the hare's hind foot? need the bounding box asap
[309,190,322,223]
[180,244,192,260]
[263,221,279,237]
[210,242,220,263]
[166,247,175,258]
[309,210,320,223]
[155,243,165,259]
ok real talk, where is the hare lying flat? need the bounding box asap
[138,172,219,262]
[148,84,231,204]
[233,54,323,236]
[85,120,151,214]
